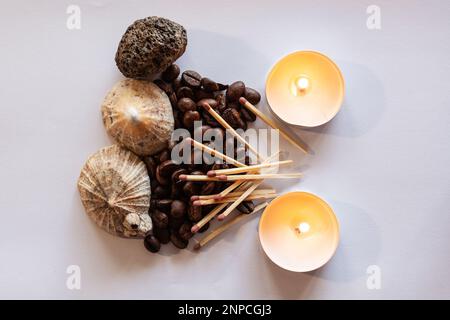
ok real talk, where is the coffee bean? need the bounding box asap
[240,108,256,122]
[154,199,172,213]
[204,127,224,144]
[222,108,246,129]
[162,64,180,82]
[159,149,170,163]
[197,98,218,110]
[244,87,261,105]
[173,78,182,91]
[176,86,195,100]
[154,79,173,95]
[170,200,187,219]
[183,110,201,129]
[158,160,178,177]
[169,217,185,230]
[217,83,229,91]
[170,232,188,249]
[171,168,188,183]
[179,222,193,241]
[142,156,156,179]
[152,210,169,229]
[201,77,220,92]
[182,70,202,88]
[202,111,220,127]
[177,97,197,112]
[216,94,226,112]
[193,125,212,140]
[226,81,245,102]
[194,89,214,101]
[154,227,170,244]
[156,166,170,186]
[168,92,178,108]
[144,235,161,253]
[200,181,216,195]
[188,205,202,222]
[237,201,255,214]
[183,181,199,197]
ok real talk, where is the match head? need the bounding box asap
[193,243,201,250]
[217,214,225,221]
[239,97,248,105]
[218,175,228,181]
[191,225,200,233]
[192,200,201,206]
[213,194,223,200]
[199,101,212,110]
[179,174,187,181]
[206,170,216,177]
[190,195,200,201]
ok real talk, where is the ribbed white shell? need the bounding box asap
[78,145,152,238]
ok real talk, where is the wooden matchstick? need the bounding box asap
[207,160,292,177]
[187,137,246,168]
[217,181,262,220]
[201,103,265,162]
[180,173,302,182]
[193,192,277,206]
[192,188,276,201]
[194,202,269,250]
[239,97,309,154]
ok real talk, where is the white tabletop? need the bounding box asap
[0,0,449,299]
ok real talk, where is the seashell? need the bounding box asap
[78,145,152,238]
[101,79,174,156]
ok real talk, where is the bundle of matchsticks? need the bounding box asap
[188,97,308,250]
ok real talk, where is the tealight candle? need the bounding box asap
[259,192,339,272]
[266,51,344,127]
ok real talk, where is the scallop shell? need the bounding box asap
[78,145,152,238]
[101,79,174,156]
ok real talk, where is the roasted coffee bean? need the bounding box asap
[194,89,214,101]
[240,108,256,122]
[169,217,185,230]
[170,232,188,249]
[244,87,261,105]
[226,81,245,102]
[153,185,170,198]
[183,110,201,129]
[168,92,178,108]
[152,210,169,229]
[179,223,193,241]
[222,108,246,129]
[154,79,173,95]
[154,199,172,213]
[156,166,170,186]
[158,160,178,177]
[198,222,210,233]
[159,149,170,163]
[188,205,202,222]
[227,101,241,110]
[171,183,183,199]
[216,94,227,113]
[177,97,197,112]
[193,125,212,140]
[182,70,202,88]
[201,77,220,92]
[170,200,187,219]
[200,181,216,195]
[183,181,199,197]
[142,156,157,179]
[150,179,159,192]
[217,83,228,91]
[197,98,218,110]
[162,64,180,82]
[204,127,224,144]
[176,86,195,100]
[171,168,188,183]
[237,201,255,214]
[202,111,220,127]
[173,78,182,91]
[144,235,161,253]
[154,227,170,244]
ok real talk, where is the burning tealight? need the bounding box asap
[266,51,344,127]
[259,192,339,272]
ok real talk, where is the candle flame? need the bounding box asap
[295,222,310,234]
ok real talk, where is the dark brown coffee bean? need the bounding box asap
[201,77,220,92]
[179,223,193,241]
[154,199,172,213]
[152,210,169,229]
[202,111,220,127]
[216,94,226,112]
[198,222,210,233]
[182,70,202,88]
[171,183,183,199]
[227,101,241,110]
[176,86,194,99]
[194,89,214,101]
[200,181,216,195]
[170,232,188,249]
[169,217,185,230]
[237,201,255,214]
[244,87,261,105]
[142,156,156,179]
[204,127,224,144]
[217,83,228,91]
[222,108,246,129]
[173,78,182,91]
[193,125,212,140]
[240,108,256,122]
[177,97,197,112]
[144,235,161,253]
[153,185,170,199]
[156,166,170,186]
[226,81,245,102]
[170,200,187,219]
[159,160,178,177]
[168,92,178,108]
[154,79,173,95]
[154,227,170,244]
[161,64,180,82]
[197,98,218,110]
[183,181,199,197]
[183,110,201,129]
[188,205,202,222]
[171,168,188,183]
[159,149,170,163]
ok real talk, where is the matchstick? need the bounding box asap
[180,173,302,182]
[192,188,276,201]
[239,97,309,154]
[193,192,277,206]
[194,202,269,250]
[217,181,262,220]
[187,137,246,168]
[207,160,292,177]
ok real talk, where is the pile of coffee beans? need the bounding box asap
[142,64,261,253]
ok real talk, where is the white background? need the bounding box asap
[0,0,449,299]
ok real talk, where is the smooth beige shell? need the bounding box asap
[101,79,174,156]
[78,145,152,238]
